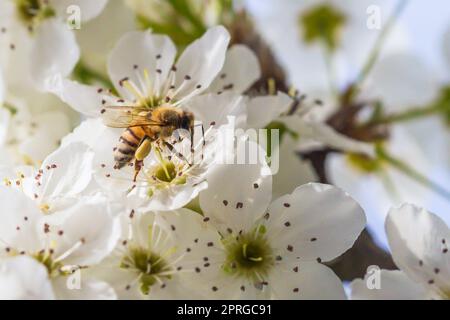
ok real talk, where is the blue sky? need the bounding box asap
[400,0,450,75]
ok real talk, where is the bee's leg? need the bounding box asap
[133,137,152,181]
[163,141,192,166]
[133,159,143,182]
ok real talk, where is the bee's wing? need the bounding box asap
[101,106,163,128]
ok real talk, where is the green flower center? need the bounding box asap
[154,161,177,182]
[347,152,383,173]
[6,247,76,278]
[15,0,55,29]
[299,4,347,51]
[120,246,172,295]
[222,228,274,281]
[33,250,63,277]
[145,160,188,198]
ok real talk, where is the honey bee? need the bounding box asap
[101,106,195,181]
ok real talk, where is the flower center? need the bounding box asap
[120,246,172,295]
[299,4,347,51]
[222,228,274,281]
[347,152,383,173]
[33,249,63,277]
[153,161,177,183]
[6,248,67,278]
[143,160,188,197]
[15,0,55,29]
[39,203,50,214]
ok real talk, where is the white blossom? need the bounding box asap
[183,141,366,299]
[92,209,218,299]
[351,204,450,300]
[0,0,108,91]
[0,186,120,299]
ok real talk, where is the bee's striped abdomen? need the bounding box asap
[114,127,146,169]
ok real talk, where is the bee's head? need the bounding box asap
[180,111,194,131]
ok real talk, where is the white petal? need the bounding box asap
[18,111,71,164]
[52,276,116,300]
[0,256,55,300]
[0,68,4,104]
[34,111,71,141]
[266,183,366,262]
[107,31,176,100]
[209,45,261,94]
[173,26,230,98]
[75,0,136,76]
[1,20,34,89]
[19,130,59,165]
[326,153,392,249]
[268,261,346,300]
[351,269,427,300]
[157,209,222,269]
[92,266,142,300]
[0,187,43,252]
[386,204,450,294]
[155,209,232,299]
[145,276,205,300]
[0,108,10,144]
[246,92,293,128]
[0,10,13,77]
[61,118,106,148]
[272,134,317,198]
[186,92,247,127]
[49,0,108,22]
[31,19,80,91]
[91,126,135,196]
[44,196,121,266]
[36,142,94,201]
[199,142,272,232]
[49,78,105,117]
[135,181,208,212]
[283,117,375,156]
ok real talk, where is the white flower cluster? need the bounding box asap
[0,0,448,300]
